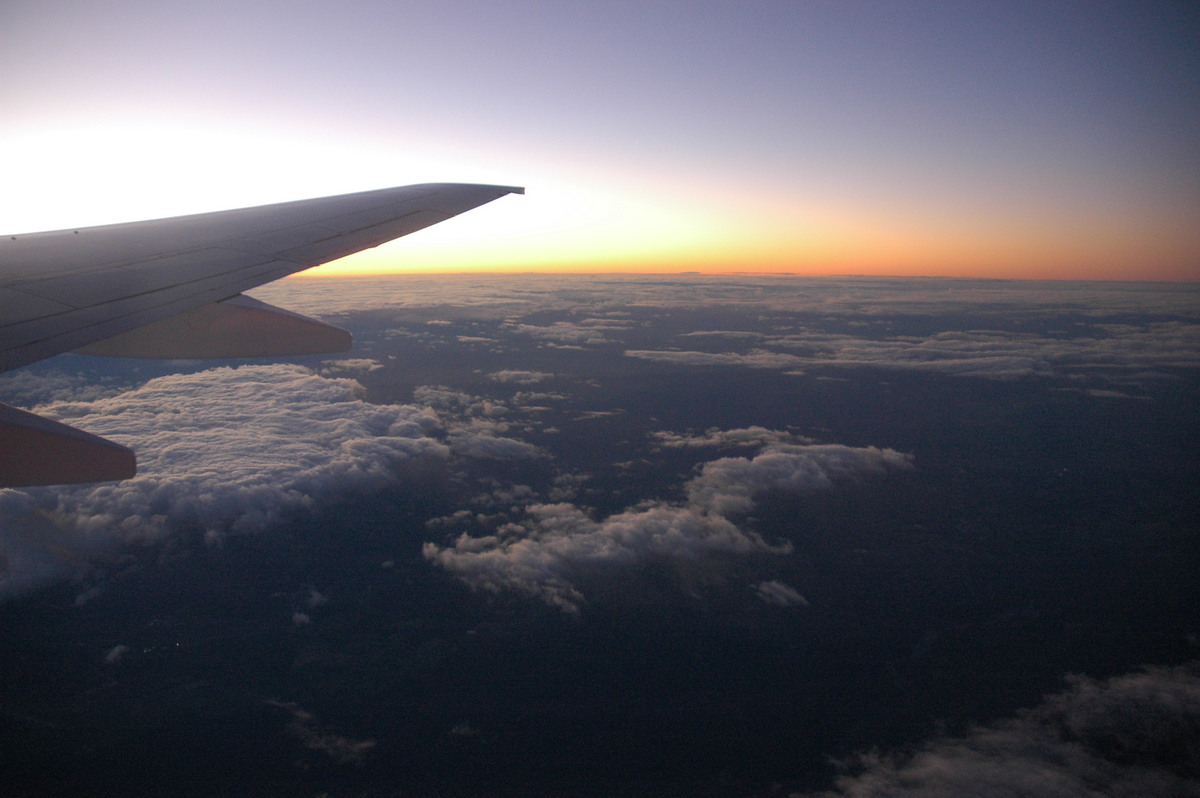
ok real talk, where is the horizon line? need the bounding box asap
[291,270,1200,286]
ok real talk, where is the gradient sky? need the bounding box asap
[3,0,1198,279]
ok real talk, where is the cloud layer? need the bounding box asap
[1,365,453,599]
[40,365,447,539]
[627,321,1200,381]
[812,662,1200,797]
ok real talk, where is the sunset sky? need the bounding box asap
[3,0,1197,280]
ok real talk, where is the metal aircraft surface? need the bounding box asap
[0,183,522,487]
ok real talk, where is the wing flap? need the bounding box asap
[0,403,135,487]
[76,294,351,358]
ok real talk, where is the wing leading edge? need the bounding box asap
[0,182,523,487]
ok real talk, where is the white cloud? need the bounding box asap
[488,370,554,384]
[425,440,910,612]
[409,387,548,461]
[265,699,376,765]
[1,365,451,600]
[680,330,764,339]
[249,275,1200,322]
[625,349,807,370]
[688,444,912,516]
[510,322,613,346]
[449,433,544,460]
[425,502,789,613]
[810,662,1200,797]
[103,644,129,665]
[628,321,1200,382]
[36,365,447,540]
[651,426,811,449]
[0,367,133,407]
[754,580,808,607]
[317,358,385,375]
[0,490,96,600]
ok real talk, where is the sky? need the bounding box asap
[2,0,1198,280]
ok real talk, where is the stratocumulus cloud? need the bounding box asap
[424,438,911,611]
[424,502,790,613]
[624,349,807,370]
[39,365,447,538]
[627,323,1200,381]
[410,387,548,459]
[0,367,132,406]
[687,445,913,516]
[317,358,385,375]
[249,276,1200,320]
[810,663,1200,797]
[1,365,451,599]
[266,699,376,765]
[510,322,612,346]
[488,370,554,384]
[651,426,812,449]
[754,580,809,607]
[251,276,1200,383]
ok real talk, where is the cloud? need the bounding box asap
[103,644,129,665]
[425,502,790,613]
[629,321,1200,382]
[680,330,764,339]
[509,322,613,346]
[688,444,912,516]
[449,431,545,460]
[651,426,811,449]
[488,369,554,384]
[810,662,1200,797]
[0,489,97,600]
[1,365,451,600]
[39,365,447,537]
[0,366,132,407]
[510,390,569,409]
[412,385,506,417]
[249,275,1200,324]
[625,349,807,370]
[265,699,376,765]
[425,440,910,612]
[317,358,385,375]
[754,580,808,607]
[410,387,548,460]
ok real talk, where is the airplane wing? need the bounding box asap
[0,182,523,487]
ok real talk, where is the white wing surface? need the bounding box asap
[0,182,522,486]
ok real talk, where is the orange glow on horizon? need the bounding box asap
[300,220,1199,283]
[294,182,1200,283]
[302,257,1198,283]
